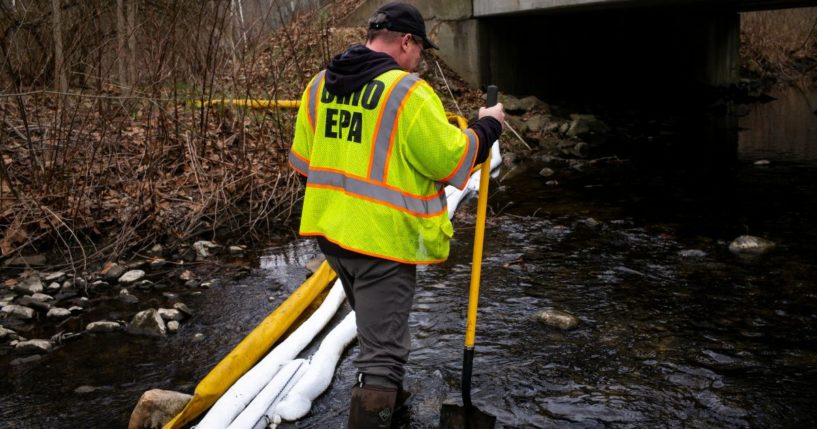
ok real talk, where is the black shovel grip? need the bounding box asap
[486,85,498,108]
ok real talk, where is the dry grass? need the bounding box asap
[741,7,817,82]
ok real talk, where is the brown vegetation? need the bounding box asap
[740,7,817,83]
[0,0,368,270]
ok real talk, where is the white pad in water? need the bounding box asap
[196,280,346,429]
[275,311,358,421]
[228,358,310,429]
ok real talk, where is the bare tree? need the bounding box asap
[52,0,67,94]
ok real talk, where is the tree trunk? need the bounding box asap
[116,0,128,91]
[127,0,137,88]
[51,0,67,95]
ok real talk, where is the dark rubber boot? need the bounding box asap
[347,385,398,429]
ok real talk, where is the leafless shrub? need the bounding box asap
[0,0,364,269]
[741,7,817,82]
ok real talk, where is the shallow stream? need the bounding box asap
[2,85,816,428]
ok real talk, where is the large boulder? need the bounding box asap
[127,309,167,337]
[128,389,191,429]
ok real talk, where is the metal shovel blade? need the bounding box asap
[439,403,496,429]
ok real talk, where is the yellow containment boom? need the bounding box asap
[193,99,301,109]
[163,261,337,429]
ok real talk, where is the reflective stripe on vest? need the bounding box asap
[289,149,309,175]
[442,128,478,188]
[306,70,325,132]
[308,168,447,217]
[368,72,418,182]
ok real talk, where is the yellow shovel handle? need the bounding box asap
[465,84,497,348]
[465,148,490,348]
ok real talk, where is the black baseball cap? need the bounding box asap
[368,2,439,50]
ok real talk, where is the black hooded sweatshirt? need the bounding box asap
[317,45,501,259]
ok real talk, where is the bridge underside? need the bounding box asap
[474,0,817,16]
[479,6,740,106]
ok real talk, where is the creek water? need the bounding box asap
[1,85,816,428]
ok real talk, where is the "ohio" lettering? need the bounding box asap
[321,80,385,144]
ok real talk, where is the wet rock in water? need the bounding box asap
[127,309,167,337]
[68,306,84,314]
[103,264,128,282]
[2,304,36,320]
[678,249,707,258]
[754,159,770,166]
[86,321,123,333]
[228,245,246,256]
[13,274,43,295]
[129,389,192,429]
[3,254,47,267]
[173,302,193,317]
[305,256,325,273]
[15,338,53,354]
[192,333,205,342]
[728,235,776,255]
[157,308,183,322]
[539,167,555,177]
[47,307,72,319]
[119,270,146,285]
[47,282,61,292]
[576,217,601,228]
[166,321,180,333]
[546,180,559,186]
[536,309,579,330]
[75,385,99,394]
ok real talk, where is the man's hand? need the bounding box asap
[478,103,505,128]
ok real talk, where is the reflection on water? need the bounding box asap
[2,86,816,428]
[739,86,817,160]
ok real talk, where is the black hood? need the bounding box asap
[325,45,401,96]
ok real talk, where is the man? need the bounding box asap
[288,2,504,427]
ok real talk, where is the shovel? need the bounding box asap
[439,85,499,429]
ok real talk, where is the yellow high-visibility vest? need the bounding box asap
[289,69,478,264]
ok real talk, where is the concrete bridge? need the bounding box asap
[342,0,814,104]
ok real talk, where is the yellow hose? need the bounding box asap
[162,261,336,429]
